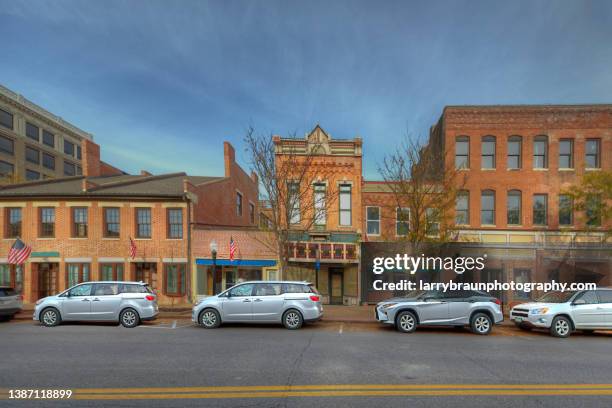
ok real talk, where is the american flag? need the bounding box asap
[229,236,237,261]
[8,238,32,265]
[129,237,137,259]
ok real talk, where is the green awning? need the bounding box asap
[31,251,60,257]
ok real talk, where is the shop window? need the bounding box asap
[164,264,186,296]
[66,263,90,287]
[100,264,124,281]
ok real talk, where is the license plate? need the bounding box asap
[514,316,523,322]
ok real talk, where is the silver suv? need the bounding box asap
[510,288,612,338]
[0,287,22,321]
[34,281,158,328]
[192,281,323,330]
[376,290,504,335]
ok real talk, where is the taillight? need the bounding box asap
[19,294,24,301]
[309,295,320,302]
[492,298,501,305]
[145,295,155,301]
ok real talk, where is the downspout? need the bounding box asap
[186,197,193,304]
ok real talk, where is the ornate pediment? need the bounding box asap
[306,125,331,155]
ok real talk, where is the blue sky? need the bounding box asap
[1,1,611,179]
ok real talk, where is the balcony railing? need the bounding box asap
[285,242,358,262]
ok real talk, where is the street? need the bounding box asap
[1,319,612,407]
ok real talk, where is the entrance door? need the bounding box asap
[329,268,344,305]
[37,263,58,300]
[135,263,156,287]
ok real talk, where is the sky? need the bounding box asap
[1,0,611,179]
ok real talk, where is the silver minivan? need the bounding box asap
[34,281,158,328]
[192,281,323,330]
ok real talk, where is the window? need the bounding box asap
[533,135,548,169]
[396,207,410,236]
[68,283,93,297]
[100,264,124,281]
[596,290,612,304]
[26,123,39,141]
[313,184,326,227]
[5,208,21,238]
[481,136,496,169]
[229,283,254,297]
[104,207,120,238]
[0,264,18,287]
[339,184,352,226]
[254,283,282,296]
[366,206,380,235]
[25,146,40,164]
[72,207,88,238]
[42,152,55,170]
[0,108,13,129]
[513,269,531,299]
[507,136,522,169]
[0,135,14,155]
[287,182,300,224]
[93,283,119,296]
[282,283,308,294]
[507,190,521,225]
[64,161,75,176]
[426,208,440,236]
[64,140,75,156]
[586,194,602,227]
[558,139,573,168]
[76,145,82,160]
[120,284,151,294]
[25,169,40,181]
[136,208,151,238]
[455,191,469,225]
[236,192,243,216]
[66,264,90,287]
[39,207,55,237]
[167,208,183,239]
[249,203,255,224]
[575,291,599,304]
[42,130,54,147]
[481,190,495,225]
[76,165,82,175]
[533,194,548,226]
[585,139,601,168]
[559,194,573,226]
[164,264,186,296]
[455,136,469,169]
[0,161,13,176]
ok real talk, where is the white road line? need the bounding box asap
[339,323,344,334]
[172,320,177,329]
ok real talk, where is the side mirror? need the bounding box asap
[573,298,586,305]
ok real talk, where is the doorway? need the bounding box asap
[36,263,58,300]
[134,263,157,288]
[329,267,344,305]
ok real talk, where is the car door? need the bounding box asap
[416,291,450,324]
[61,284,94,320]
[571,291,603,328]
[596,290,612,328]
[445,290,473,324]
[221,283,254,322]
[251,283,284,322]
[90,283,122,320]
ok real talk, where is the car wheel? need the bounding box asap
[41,307,61,327]
[199,309,221,329]
[120,308,140,328]
[470,313,492,335]
[395,311,417,333]
[282,309,303,330]
[550,316,572,338]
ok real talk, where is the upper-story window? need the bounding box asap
[0,135,14,155]
[426,208,440,236]
[559,139,573,169]
[42,152,55,170]
[585,139,601,169]
[72,207,88,238]
[507,136,522,169]
[64,140,75,156]
[533,135,548,169]
[25,169,40,180]
[136,208,152,238]
[481,136,496,169]
[25,146,40,164]
[339,184,352,226]
[26,123,40,142]
[236,192,243,217]
[558,194,573,226]
[42,130,54,148]
[167,208,183,239]
[0,161,14,177]
[455,136,469,169]
[249,203,255,224]
[104,207,120,238]
[76,145,82,160]
[287,182,300,225]
[480,190,495,225]
[5,208,22,238]
[533,194,548,226]
[507,190,521,226]
[455,190,469,225]
[586,194,602,227]
[64,161,75,176]
[313,184,326,227]
[396,207,410,236]
[366,206,380,235]
[39,207,55,238]
[0,108,13,130]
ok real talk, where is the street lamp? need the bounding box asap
[210,240,218,295]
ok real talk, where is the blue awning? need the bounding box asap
[196,259,277,267]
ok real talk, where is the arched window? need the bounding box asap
[507,190,521,225]
[533,135,548,169]
[507,135,522,169]
[481,190,496,225]
[455,136,470,169]
[481,136,496,169]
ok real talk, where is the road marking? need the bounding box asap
[172,320,177,329]
[339,323,343,334]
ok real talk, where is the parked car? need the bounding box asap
[0,286,23,321]
[34,281,158,328]
[510,288,612,338]
[376,289,503,335]
[193,281,323,330]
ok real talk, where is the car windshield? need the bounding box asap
[536,291,576,303]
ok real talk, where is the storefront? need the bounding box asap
[195,259,278,295]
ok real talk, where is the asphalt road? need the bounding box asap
[1,319,612,408]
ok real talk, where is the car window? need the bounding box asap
[119,284,149,294]
[229,284,254,297]
[574,291,599,304]
[421,290,443,299]
[596,290,612,304]
[308,284,320,294]
[69,284,92,297]
[283,284,307,294]
[93,283,119,296]
[253,283,282,296]
[443,290,470,299]
[0,288,17,296]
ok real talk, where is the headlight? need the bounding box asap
[530,307,549,315]
[35,299,43,305]
[382,303,398,310]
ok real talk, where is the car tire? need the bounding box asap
[199,308,221,329]
[282,309,303,330]
[119,308,140,328]
[40,307,61,327]
[550,316,572,338]
[470,313,492,335]
[395,310,417,333]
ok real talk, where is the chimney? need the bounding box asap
[81,139,101,177]
[250,170,258,185]
[224,141,235,177]
[140,170,152,176]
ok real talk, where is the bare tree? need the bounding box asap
[244,127,339,278]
